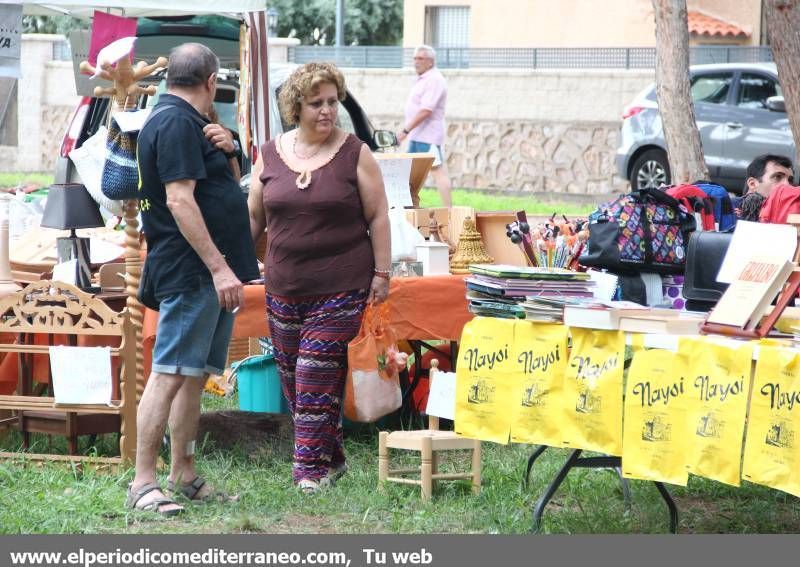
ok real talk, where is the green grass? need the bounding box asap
[0,179,790,534]
[0,172,53,189]
[0,174,595,216]
[1,393,799,534]
[418,187,596,215]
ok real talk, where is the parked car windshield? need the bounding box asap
[690,73,732,104]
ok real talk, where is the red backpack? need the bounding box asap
[665,184,717,231]
[758,183,800,224]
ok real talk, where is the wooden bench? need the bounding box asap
[0,281,137,466]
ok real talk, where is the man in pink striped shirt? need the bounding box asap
[397,45,452,207]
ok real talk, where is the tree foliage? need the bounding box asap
[22,15,85,35]
[269,0,402,45]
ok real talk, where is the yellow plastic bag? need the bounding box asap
[561,328,625,455]
[681,337,752,487]
[455,317,516,444]
[742,345,800,498]
[629,333,646,354]
[622,349,689,486]
[510,321,569,447]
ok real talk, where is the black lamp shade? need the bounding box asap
[41,184,105,230]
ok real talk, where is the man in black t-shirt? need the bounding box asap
[125,43,259,516]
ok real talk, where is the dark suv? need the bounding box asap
[616,63,792,194]
[56,16,394,187]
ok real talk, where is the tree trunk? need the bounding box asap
[651,0,709,184]
[765,0,800,167]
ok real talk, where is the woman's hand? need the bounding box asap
[368,275,390,304]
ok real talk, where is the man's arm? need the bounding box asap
[165,179,243,311]
[397,109,433,143]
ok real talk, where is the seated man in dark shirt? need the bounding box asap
[733,154,794,221]
[125,42,258,516]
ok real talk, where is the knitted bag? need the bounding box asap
[101,104,177,201]
[101,115,140,201]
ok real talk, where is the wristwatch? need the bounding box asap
[224,139,242,160]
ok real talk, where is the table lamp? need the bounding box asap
[40,183,105,289]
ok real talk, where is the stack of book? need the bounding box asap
[563,301,705,334]
[465,264,594,320]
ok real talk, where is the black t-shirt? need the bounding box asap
[137,94,259,297]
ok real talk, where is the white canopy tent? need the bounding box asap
[13,0,271,149]
[16,0,266,20]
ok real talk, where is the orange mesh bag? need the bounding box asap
[344,302,405,422]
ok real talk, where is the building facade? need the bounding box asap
[403,0,762,49]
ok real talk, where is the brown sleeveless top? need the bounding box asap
[259,133,374,297]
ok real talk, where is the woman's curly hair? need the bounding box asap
[278,62,347,126]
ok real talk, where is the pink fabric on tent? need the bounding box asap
[87,10,137,68]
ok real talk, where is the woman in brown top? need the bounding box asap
[248,62,391,493]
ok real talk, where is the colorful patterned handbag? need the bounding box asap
[579,187,696,275]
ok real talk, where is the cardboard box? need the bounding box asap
[405,207,450,240]
[474,212,528,267]
[405,205,475,244]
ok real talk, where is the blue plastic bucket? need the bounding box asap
[231,354,289,414]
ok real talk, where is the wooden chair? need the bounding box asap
[378,359,481,500]
[98,262,126,291]
[0,281,137,466]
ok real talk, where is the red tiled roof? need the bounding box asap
[688,11,750,38]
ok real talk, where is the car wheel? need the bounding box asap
[630,149,671,191]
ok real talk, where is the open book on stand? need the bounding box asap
[702,256,799,338]
[706,256,794,330]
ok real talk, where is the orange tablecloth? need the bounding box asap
[142,275,472,378]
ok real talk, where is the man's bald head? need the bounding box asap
[167,43,219,89]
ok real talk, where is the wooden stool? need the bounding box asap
[378,360,481,500]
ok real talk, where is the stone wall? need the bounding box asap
[3,36,302,174]
[447,121,621,194]
[345,68,655,194]
[4,37,656,195]
[0,35,80,173]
